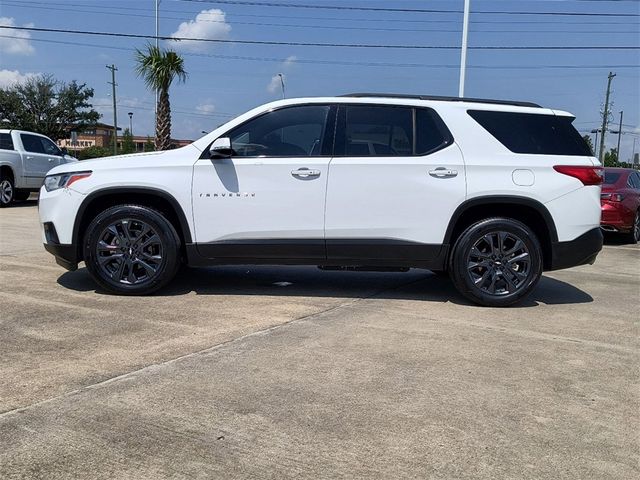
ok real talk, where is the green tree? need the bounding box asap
[582,135,595,156]
[77,145,112,160]
[604,148,619,167]
[0,74,99,141]
[121,128,135,154]
[144,136,155,152]
[134,44,187,151]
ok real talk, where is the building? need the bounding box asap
[57,123,192,153]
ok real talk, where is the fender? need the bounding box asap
[443,195,559,244]
[72,186,193,248]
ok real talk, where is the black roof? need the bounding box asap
[341,93,541,108]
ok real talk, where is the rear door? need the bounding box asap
[324,104,465,264]
[19,133,61,187]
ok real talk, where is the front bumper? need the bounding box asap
[44,242,78,271]
[548,227,603,271]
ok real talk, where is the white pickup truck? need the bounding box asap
[0,129,77,206]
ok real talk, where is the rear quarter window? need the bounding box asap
[468,110,592,156]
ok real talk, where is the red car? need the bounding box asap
[600,167,640,243]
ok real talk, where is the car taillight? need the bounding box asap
[601,192,624,202]
[553,165,603,186]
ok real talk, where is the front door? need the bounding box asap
[324,104,466,264]
[192,104,336,261]
[20,133,62,188]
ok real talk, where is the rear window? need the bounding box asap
[0,133,13,150]
[468,110,592,156]
[604,172,622,185]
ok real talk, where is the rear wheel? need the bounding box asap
[0,175,14,207]
[449,217,543,307]
[84,205,181,295]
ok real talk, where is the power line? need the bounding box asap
[3,25,639,50]
[3,1,639,34]
[3,35,640,70]
[176,0,640,16]
[7,0,640,25]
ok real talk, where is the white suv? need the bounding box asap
[39,94,603,306]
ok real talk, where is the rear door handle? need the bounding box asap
[429,167,458,178]
[291,168,321,178]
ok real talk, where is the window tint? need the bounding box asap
[344,105,413,157]
[41,137,61,156]
[0,133,13,150]
[20,134,46,154]
[227,105,330,157]
[415,108,451,155]
[604,172,621,185]
[628,172,639,189]
[468,110,592,156]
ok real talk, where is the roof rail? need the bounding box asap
[341,93,541,108]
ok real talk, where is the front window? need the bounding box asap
[20,134,61,156]
[227,105,331,157]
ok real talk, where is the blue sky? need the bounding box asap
[1,0,639,160]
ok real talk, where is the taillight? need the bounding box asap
[553,165,603,186]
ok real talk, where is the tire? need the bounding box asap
[0,174,14,207]
[83,204,181,295]
[623,210,639,244]
[448,217,543,307]
[14,191,31,202]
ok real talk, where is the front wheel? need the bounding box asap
[448,217,543,307]
[84,205,181,295]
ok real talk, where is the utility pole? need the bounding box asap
[458,0,471,97]
[616,110,623,163]
[106,64,118,156]
[598,71,616,163]
[154,0,161,140]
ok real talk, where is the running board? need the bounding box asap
[318,265,410,272]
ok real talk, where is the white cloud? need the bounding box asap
[0,69,39,88]
[0,17,35,55]
[267,74,284,94]
[196,103,216,114]
[283,55,297,68]
[170,9,231,52]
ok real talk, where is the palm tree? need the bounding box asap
[134,44,187,151]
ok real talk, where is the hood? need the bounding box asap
[45,147,196,175]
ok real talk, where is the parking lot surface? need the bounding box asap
[1,203,638,479]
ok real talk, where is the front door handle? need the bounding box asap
[429,167,458,178]
[291,168,321,179]
[48,158,55,163]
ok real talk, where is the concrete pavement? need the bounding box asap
[1,203,638,479]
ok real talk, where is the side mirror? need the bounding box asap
[208,137,234,159]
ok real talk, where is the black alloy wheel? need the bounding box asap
[449,217,543,307]
[84,205,181,294]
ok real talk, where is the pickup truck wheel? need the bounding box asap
[448,217,543,307]
[84,205,181,295]
[0,177,14,207]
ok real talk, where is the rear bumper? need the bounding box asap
[548,227,603,271]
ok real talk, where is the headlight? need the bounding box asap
[43,171,92,192]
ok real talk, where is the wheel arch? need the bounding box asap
[0,164,15,182]
[73,187,192,260]
[444,196,558,270]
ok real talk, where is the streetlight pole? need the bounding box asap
[458,0,471,97]
[155,0,160,142]
[128,112,133,136]
[277,73,285,99]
